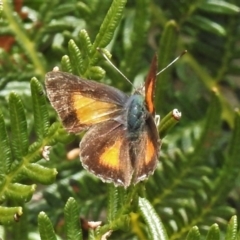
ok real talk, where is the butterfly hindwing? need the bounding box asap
[132,116,160,184]
[45,71,128,132]
[80,120,133,187]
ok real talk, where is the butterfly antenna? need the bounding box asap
[156,50,187,76]
[97,48,134,87]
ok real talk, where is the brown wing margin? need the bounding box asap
[145,55,158,115]
[133,116,160,184]
[45,71,129,133]
[80,120,133,187]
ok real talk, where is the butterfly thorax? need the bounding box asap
[125,94,148,140]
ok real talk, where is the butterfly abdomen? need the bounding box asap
[125,94,148,140]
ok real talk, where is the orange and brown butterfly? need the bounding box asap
[45,55,161,188]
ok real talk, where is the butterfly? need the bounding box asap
[45,55,161,188]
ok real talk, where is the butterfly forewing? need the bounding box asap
[145,55,158,115]
[45,71,128,132]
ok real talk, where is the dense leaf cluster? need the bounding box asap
[0,0,240,239]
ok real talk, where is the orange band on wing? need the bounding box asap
[145,137,155,164]
[72,94,120,125]
[145,55,157,115]
[99,140,122,170]
[145,79,154,114]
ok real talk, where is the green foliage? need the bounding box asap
[0,0,240,239]
[38,212,57,240]
[64,198,82,240]
[0,78,61,226]
[138,197,168,240]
